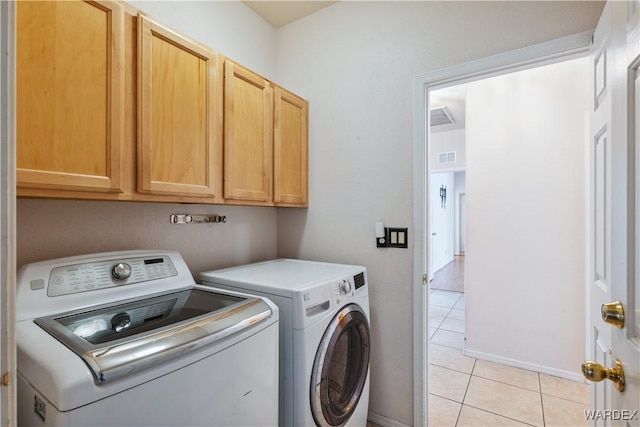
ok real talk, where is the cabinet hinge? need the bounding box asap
[2,372,9,386]
[422,274,428,285]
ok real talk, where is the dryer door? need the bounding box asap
[310,303,370,427]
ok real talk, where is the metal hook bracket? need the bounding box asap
[170,214,227,224]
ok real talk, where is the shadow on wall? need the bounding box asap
[276,208,309,258]
[16,198,278,274]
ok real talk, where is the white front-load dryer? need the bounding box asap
[200,259,370,427]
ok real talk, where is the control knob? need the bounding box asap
[339,280,352,295]
[111,263,132,280]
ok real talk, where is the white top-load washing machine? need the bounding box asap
[199,259,370,427]
[16,250,279,427]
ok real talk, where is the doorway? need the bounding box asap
[414,34,594,426]
[428,170,459,290]
[428,169,466,293]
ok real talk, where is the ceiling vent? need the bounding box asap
[430,106,455,126]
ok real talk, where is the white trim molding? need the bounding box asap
[0,0,17,424]
[368,411,412,427]
[412,30,593,426]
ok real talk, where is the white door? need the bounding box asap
[585,2,639,425]
[617,0,640,422]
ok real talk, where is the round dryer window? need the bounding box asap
[310,303,370,426]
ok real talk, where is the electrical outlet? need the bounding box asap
[376,228,389,248]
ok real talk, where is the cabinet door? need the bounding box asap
[274,87,308,206]
[138,14,223,198]
[224,61,273,202]
[17,0,124,192]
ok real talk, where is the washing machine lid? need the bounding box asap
[35,286,272,384]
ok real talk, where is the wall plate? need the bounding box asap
[388,227,408,248]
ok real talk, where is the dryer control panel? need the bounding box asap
[331,271,367,305]
[302,272,368,319]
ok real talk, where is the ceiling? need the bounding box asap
[244,0,467,130]
[431,84,467,132]
[243,1,337,28]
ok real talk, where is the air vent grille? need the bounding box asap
[430,106,455,126]
[438,151,456,165]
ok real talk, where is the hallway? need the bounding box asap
[430,256,465,293]
[428,288,590,426]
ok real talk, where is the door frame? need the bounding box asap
[0,0,17,424]
[457,192,466,255]
[411,31,593,426]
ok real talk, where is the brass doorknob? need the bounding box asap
[601,301,625,328]
[581,359,625,392]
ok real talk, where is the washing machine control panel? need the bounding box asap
[46,256,178,297]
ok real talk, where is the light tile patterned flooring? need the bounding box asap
[428,289,591,427]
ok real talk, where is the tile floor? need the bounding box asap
[428,289,591,427]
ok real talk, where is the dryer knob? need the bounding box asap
[112,263,132,280]
[340,280,352,295]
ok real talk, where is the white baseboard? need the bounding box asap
[462,348,586,383]
[367,412,411,427]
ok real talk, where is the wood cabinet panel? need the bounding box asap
[17,3,308,207]
[138,14,223,198]
[224,61,273,202]
[17,0,124,192]
[274,87,309,206]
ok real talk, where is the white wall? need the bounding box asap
[274,2,602,423]
[430,129,466,171]
[16,200,276,274]
[464,57,588,377]
[430,172,455,274]
[128,1,276,80]
[16,1,278,275]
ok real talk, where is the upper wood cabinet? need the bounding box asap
[224,61,274,203]
[224,62,309,206]
[274,87,309,206]
[137,14,223,199]
[17,0,124,192]
[17,3,308,207]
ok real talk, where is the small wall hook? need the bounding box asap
[170,214,227,224]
